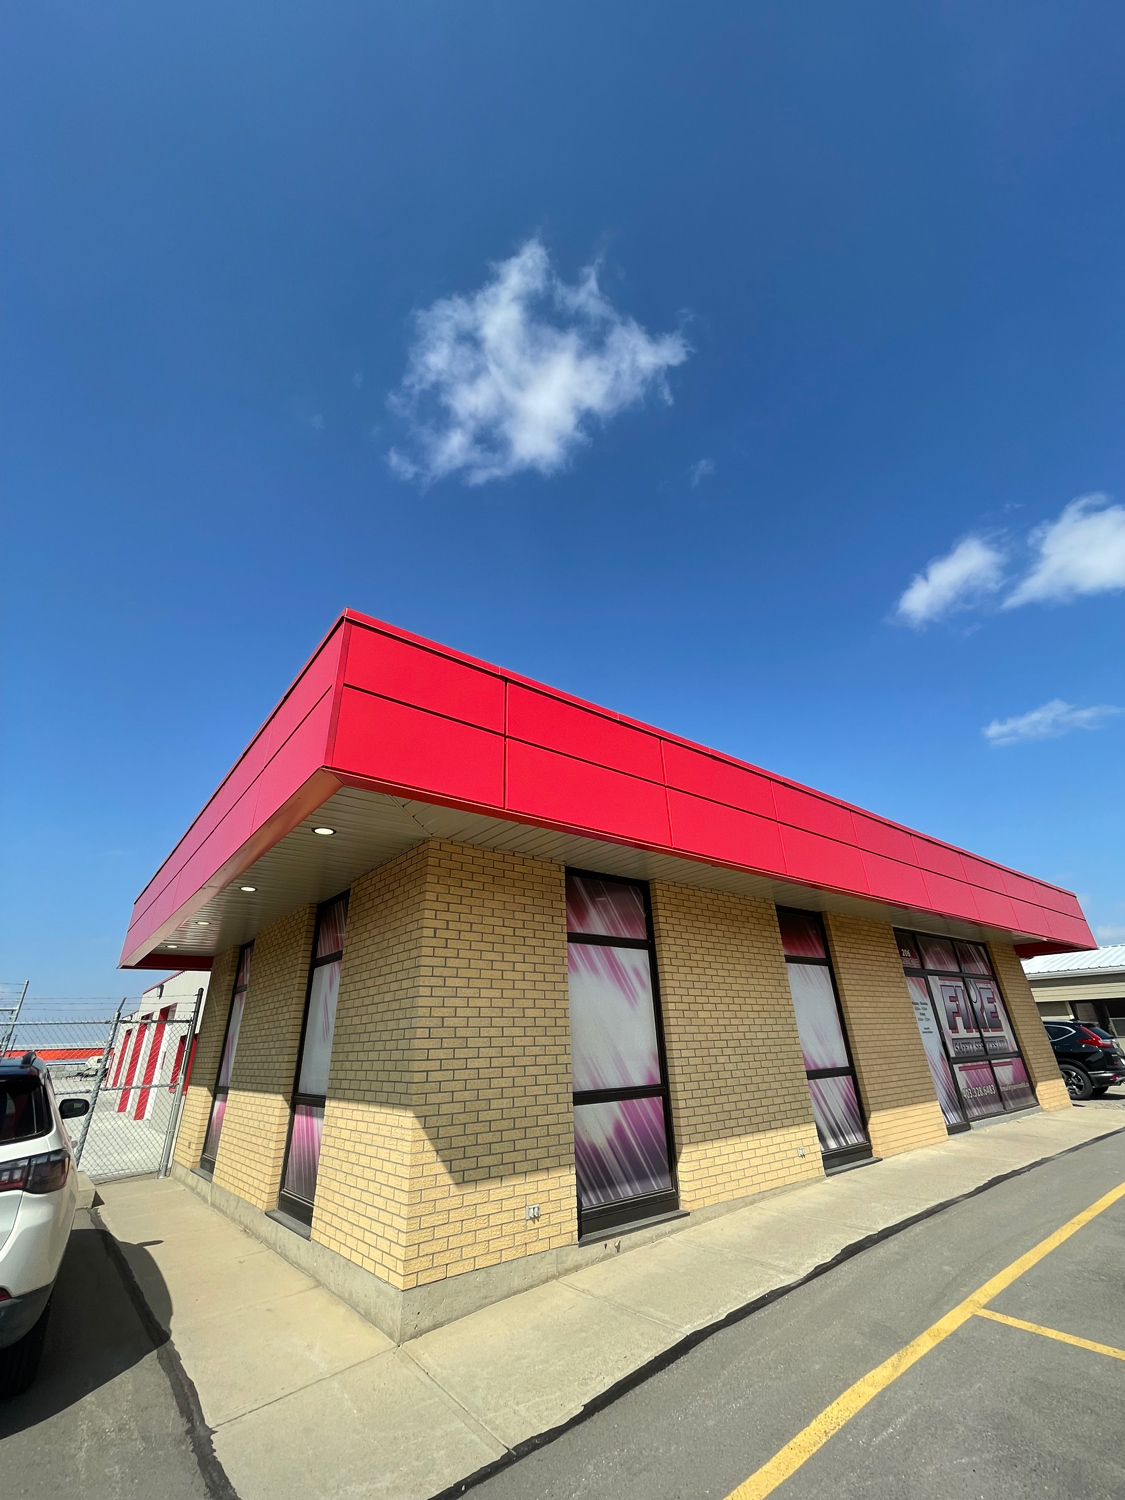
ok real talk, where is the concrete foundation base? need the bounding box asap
[168,1160,820,1342]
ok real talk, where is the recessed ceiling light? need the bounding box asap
[312,826,336,836]
[167,944,179,949]
[195,920,211,927]
[240,885,257,892]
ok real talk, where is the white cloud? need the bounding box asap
[1004,494,1125,607]
[1095,925,1125,943]
[982,699,1122,747]
[896,536,1005,626]
[689,458,715,487]
[387,240,689,485]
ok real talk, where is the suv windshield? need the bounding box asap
[0,1076,51,1144]
[1082,1025,1115,1040]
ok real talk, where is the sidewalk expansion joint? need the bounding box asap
[398,1345,515,1453]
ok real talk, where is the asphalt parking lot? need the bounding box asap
[473,1121,1125,1500]
[3,1105,1123,1500]
[0,1210,213,1500]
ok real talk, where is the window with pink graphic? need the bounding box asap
[200,943,253,1172]
[896,928,1034,1128]
[905,976,965,1129]
[778,908,869,1164]
[279,891,349,1225]
[565,871,677,1237]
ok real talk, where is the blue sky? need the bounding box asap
[3,1,1123,997]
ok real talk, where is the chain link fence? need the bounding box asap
[5,999,202,1181]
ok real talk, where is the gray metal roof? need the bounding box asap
[1022,944,1125,978]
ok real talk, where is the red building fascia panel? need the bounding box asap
[119,623,345,965]
[120,609,1095,966]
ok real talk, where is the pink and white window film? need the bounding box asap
[201,943,253,1171]
[279,892,349,1224]
[778,908,870,1164]
[895,930,1036,1122]
[566,873,677,1236]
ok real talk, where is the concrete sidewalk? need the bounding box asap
[97,1106,1125,1500]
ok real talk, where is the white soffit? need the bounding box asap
[147,785,1047,963]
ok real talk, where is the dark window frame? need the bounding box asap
[895,928,1034,1121]
[777,907,872,1170]
[277,892,349,1226]
[566,868,680,1239]
[200,941,253,1174]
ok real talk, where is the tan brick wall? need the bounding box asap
[988,941,1071,1111]
[212,904,317,1209]
[312,841,576,1291]
[823,914,949,1158]
[173,944,239,1169]
[649,882,822,1209]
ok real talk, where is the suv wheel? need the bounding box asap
[1060,1062,1094,1101]
[0,1299,51,1399]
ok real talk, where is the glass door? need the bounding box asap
[777,908,871,1169]
[895,930,1036,1121]
[566,870,678,1238]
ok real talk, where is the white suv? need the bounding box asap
[0,1054,88,1397]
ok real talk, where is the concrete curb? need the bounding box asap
[428,1119,1125,1500]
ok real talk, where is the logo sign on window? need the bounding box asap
[934,979,986,1058]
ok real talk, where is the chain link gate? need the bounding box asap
[6,999,202,1181]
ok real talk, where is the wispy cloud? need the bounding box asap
[1003,494,1125,607]
[1095,925,1125,943]
[896,536,1005,627]
[982,699,1122,747]
[387,239,689,485]
[689,458,714,488]
[897,493,1125,626]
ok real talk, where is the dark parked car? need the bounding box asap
[1043,1021,1125,1101]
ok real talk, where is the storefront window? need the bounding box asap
[777,908,871,1167]
[278,892,349,1225]
[896,929,1036,1124]
[566,871,677,1237]
[201,943,253,1172]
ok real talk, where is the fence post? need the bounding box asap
[74,997,126,1170]
[158,988,204,1178]
[0,979,29,1058]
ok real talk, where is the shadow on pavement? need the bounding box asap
[0,1212,173,1436]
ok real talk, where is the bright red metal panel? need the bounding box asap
[666,789,785,875]
[331,687,504,806]
[1009,898,1049,933]
[1048,910,1098,946]
[850,815,917,865]
[967,886,1019,929]
[911,839,967,881]
[171,791,260,913]
[1034,884,1088,918]
[772,784,856,845]
[920,871,979,923]
[661,742,776,819]
[127,625,344,930]
[958,855,1012,897]
[507,684,665,782]
[779,826,869,893]
[121,608,1095,967]
[344,622,505,733]
[506,741,671,846]
[860,851,931,908]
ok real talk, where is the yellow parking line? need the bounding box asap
[974,1307,1125,1363]
[724,1178,1125,1500]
